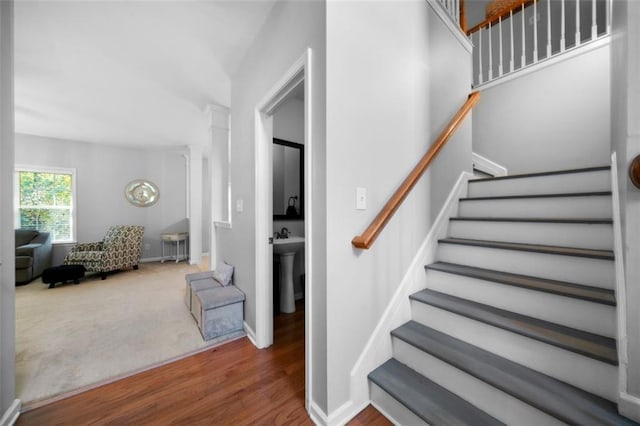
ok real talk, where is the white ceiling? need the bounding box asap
[15,0,277,147]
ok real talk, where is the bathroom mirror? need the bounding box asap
[273,138,304,220]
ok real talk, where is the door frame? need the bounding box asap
[254,48,313,411]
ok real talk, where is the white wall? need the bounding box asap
[15,134,189,261]
[0,0,16,418]
[473,42,611,174]
[325,0,471,414]
[220,0,327,413]
[612,0,640,418]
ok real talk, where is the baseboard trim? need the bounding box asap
[619,391,640,422]
[348,171,472,417]
[472,152,507,177]
[308,400,328,425]
[244,321,258,348]
[0,400,20,426]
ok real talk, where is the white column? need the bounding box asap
[205,104,231,270]
[188,145,203,266]
[0,0,17,418]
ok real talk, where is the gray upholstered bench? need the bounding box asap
[184,271,221,311]
[192,285,245,341]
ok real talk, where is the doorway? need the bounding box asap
[254,48,313,412]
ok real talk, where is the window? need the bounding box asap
[15,166,76,243]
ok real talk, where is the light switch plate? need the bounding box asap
[356,187,367,210]
[236,199,244,212]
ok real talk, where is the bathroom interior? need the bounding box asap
[272,90,305,322]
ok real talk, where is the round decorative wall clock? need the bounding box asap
[125,179,159,207]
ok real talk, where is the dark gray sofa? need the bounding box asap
[15,229,52,285]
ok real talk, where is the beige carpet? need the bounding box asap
[15,262,243,407]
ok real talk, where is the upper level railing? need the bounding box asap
[352,92,480,250]
[436,0,466,32]
[468,0,612,87]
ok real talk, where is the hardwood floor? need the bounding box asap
[18,300,390,425]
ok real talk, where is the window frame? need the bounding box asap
[14,165,77,244]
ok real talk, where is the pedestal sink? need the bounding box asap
[273,236,304,313]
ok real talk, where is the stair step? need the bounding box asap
[450,217,613,224]
[369,359,505,426]
[391,321,634,426]
[439,237,614,260]
[448,217,613,250]
[469,165,611,183]
[425,262,616,306]
[410,289,617,365]
[457,193,612,219]
[467,166,611,198]
[461,191,612,201]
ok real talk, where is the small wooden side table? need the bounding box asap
[161,232,189,263]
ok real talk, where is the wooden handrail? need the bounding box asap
[352,92,481,250]
[466,0,534,35]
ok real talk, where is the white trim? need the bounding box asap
[472,152,508,177]
[214,221,232,229]
[308,400,328,426]
[426,0,473,53]
[254,48,315,414]
[346,171,471,422]
[475,35,611,91]
[14,164,77,244]
[243,321,258,348]
[0,400,20,426]
[611,152,640,420]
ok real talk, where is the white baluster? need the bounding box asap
[547,0,552,57]
[454,0,459,24]
[478,30,483,84]
[488,22,493,80]
[521,4,526,67]
[606,0,612,34]
[510,10,515,72]
[499,16,504,76]
[591,0,597,39]
[533,0,538,62]
[576,0,581,46]
[561,0,566,51]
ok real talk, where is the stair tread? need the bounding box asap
[410,289,617,364]
[369,358,505,426]
[425,261,616,306]
[451,216,613,224]
[460,191,612,201]
[439,237,615,260]
[469,165,611,183]
[393,322,634,425]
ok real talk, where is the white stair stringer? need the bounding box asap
[410,300,618,401]
[467,168,611,198]
[391,337,565,426]
[448,219,613,250]
[424,269,616,338]
[436,244,615,289]
[458,194,612,219]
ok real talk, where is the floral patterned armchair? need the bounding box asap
[64,225,144,279]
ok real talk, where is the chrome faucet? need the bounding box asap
[280,227,290,239]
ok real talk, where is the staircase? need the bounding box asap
[368,166,638,425]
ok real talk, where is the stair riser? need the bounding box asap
[437,244,615,289]
[410,302,618,400]
[448,221,613,250]
[425,269,616,337]
[468,170,611,198]
[370,383,427,426]
[392,338,565,426]
[458,196,612,219]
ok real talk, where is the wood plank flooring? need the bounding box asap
[18,300,390,425]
